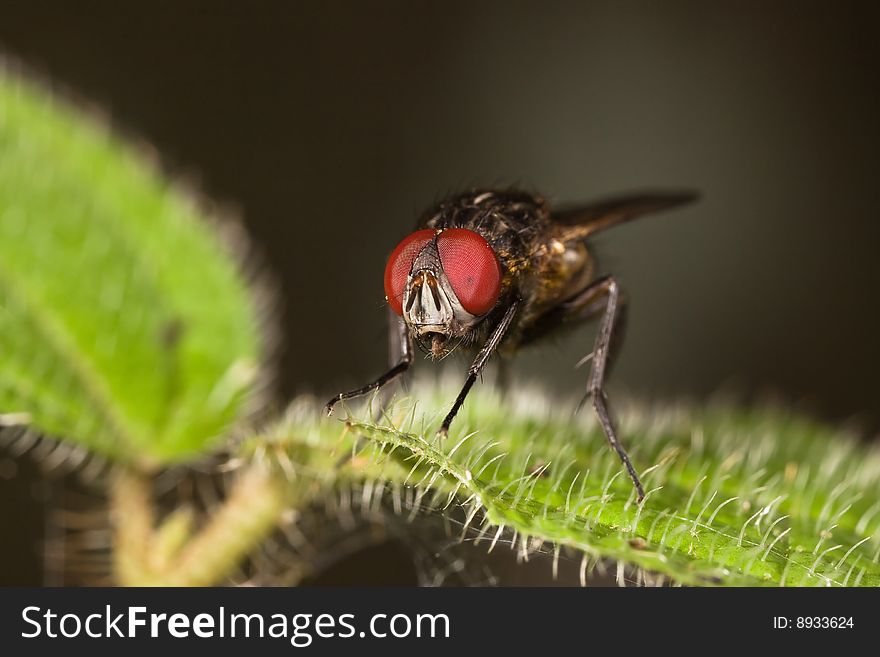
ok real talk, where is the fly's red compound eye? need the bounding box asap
[437,228,502,315]
[384,229,435,315]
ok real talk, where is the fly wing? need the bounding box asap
[551,191,698,238]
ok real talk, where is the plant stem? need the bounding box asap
[159,467,286,586]
[110,465,288,586]
[110,467,157,586]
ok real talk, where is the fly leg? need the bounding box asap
[325,309,413,416]
[437,300,520,438]
[567,276,644,502]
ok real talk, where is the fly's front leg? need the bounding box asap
[570,276,645,502]
[438,300,520,438]
[325,309,413,417]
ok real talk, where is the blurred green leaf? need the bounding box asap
[0,69,263,466]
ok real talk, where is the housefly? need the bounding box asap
[326,188,697,501]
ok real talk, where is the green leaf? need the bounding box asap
[0,69,263,466]
[248,381,880,586]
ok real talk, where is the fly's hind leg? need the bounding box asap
[573,293,628,401]
[565,276,644,502]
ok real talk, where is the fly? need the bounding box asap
[326,188,697,502]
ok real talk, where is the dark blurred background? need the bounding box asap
[1,0,879,585]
